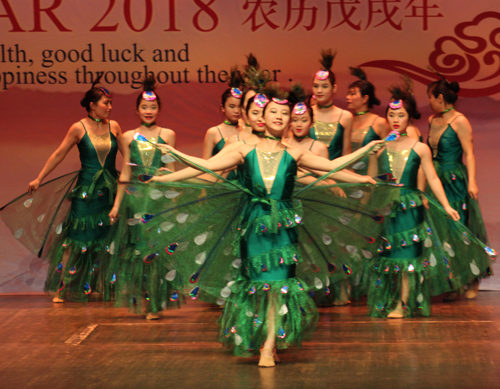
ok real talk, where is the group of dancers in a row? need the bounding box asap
[1,50,495,367]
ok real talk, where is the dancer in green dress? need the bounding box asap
[426,76,489,299]
[107,75,178,319]
[202,68,246,159]
[1,76,123,302]
[367,83,495,319]
[309,49,352,160]
[142,86,392,366]
[347,67,389,176]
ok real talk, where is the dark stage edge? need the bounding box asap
[1,293,500,389]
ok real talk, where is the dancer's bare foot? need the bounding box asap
[387,301,404,319]
[146,312,160,320]
[258,349,275,367]
[52,297,64,303]
[465,279,480,299]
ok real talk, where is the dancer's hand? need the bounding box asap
[422,197,430,209]
[359,175,377,185]
[330,186,347,197]
[28,179,41,194]
[159,167,172,172]
[468,182,479,200]
[109,207,119,225]
[156,143,174,155]
[444,205,460,221]
[365,140,385,154]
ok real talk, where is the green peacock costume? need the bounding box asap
[367,139,495,318]
[309,114,345,160]
[104,129,181,313]
[1,122,118,301]
[122,144,402,356]
[350,118,381,176]
[427,116,488,245]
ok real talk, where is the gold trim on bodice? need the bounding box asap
[386,144,411,184]
[87,130,111,167]
[351,126,370,152]
[137,136,159,167]
[428,123,448,158]
[256,148,284,194]
[314,121,339,146]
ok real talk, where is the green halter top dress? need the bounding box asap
[45,122,118,300]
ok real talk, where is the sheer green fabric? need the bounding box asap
[125,144,398,355]
[368,145,495,318]
[351,127,381,176]
[104,136,182,313]
[1,129,118,301]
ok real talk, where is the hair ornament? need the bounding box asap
[231,88,243,99]
[389,99,403,109]
[142,90,157,101]
[100,87,111,98]
[272,97,288,105]
[315,70,329,81]
[254,93,270,108]
[293,102,307,115]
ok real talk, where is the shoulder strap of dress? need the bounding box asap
[158,127,162,139]
[309,140,316,150]
[337,109,344,122]
[370,115,378,127]
[79,120,87,133]
[242,139,246,144]
[216,126,223,138]
[411,140,419,150]
[449,114,464,125]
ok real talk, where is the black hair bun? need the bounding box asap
[450,81,460,94]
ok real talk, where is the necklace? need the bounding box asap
[252,130,264,136]
[355,110,370,116]
[440,107,454,115]
[400,132,408,137]
[88,114,102,123]
[295,135,310,140]
[224,120,238,126]
[141,122,156,127]
[317,103,334,109]
[245,122,251,127]
[262,134,282,141]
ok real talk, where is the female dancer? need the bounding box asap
[107,76,178,319]
[144,86,389,366]
[202,68,245,159]
[225,55,269,147]
[287,84,328,158]
[1,76,123,302]
[427,77,489,298]
[367,83,494,318]
[309,49,352,160]
[347,67,389,175]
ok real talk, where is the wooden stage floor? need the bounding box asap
[1,292,500,389]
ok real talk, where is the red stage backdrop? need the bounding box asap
[1,0,499,292]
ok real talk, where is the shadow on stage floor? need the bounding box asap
[1,292,500,389]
